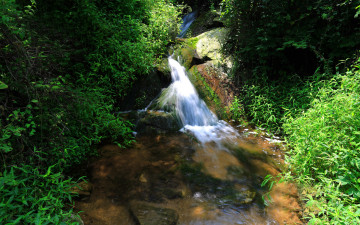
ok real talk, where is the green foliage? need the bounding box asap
[221,0,360,223]
[37,0,182,100]
[0,165,78,224]
[221,0,360,79]
[239,72,329,133]
[283,60,360,223]
[226,96,245,123]
[1,0,181,223]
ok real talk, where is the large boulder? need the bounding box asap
[130,201,179,225]
[187,63,238,119]
[173,28,233,72]
[195,28,233,72]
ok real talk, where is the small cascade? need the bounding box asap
[158,57,240,146]
[159,56,218,127]
[178,11,197,38]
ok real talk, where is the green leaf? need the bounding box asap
[0,81,8,89]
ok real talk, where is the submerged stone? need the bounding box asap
[63,214,84,225]
[135,111,181,135]
[130,201,179,225]
[233,184,257,204]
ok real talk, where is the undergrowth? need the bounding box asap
[283,60,360,224]
[235,59,360,223]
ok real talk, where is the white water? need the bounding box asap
[178,11,197,38]
[159,57,240,146]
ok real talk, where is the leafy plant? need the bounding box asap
[0,165,78,224]
[227,96,245,123]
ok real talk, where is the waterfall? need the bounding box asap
[158,57,240,145]
[178,11,197,38]
[159,57,218,127]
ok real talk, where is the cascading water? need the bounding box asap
[158,56,240,146]
[159,57,217,127]
[178,11,197,38]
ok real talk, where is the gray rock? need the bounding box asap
[130,201,178,225]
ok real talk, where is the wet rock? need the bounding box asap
[233,184,256,204]
[130,201,179,225]
[135,111,181,135]
[161,188,183,200]
[157,58,171,77]
[187,63,238,118]
[69,181,92,196]
[172,44,205,70]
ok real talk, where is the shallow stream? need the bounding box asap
[75,58,302,224]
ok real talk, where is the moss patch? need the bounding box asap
[188,66,225,119]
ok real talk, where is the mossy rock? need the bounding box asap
[157,58,171,76]
[232,184,257,204]
[172,43,204,70]
[119,68,171,110]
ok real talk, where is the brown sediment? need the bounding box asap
[75,130,303,225]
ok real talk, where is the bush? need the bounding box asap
[283,60,360,223]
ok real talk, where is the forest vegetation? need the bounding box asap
[0,0,181,223]
[1,0,360,224]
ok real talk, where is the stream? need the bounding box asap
[75,57,302,224]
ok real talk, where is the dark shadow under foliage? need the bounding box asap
[222,0,360,82]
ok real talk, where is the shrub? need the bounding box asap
[283,59,360,223]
